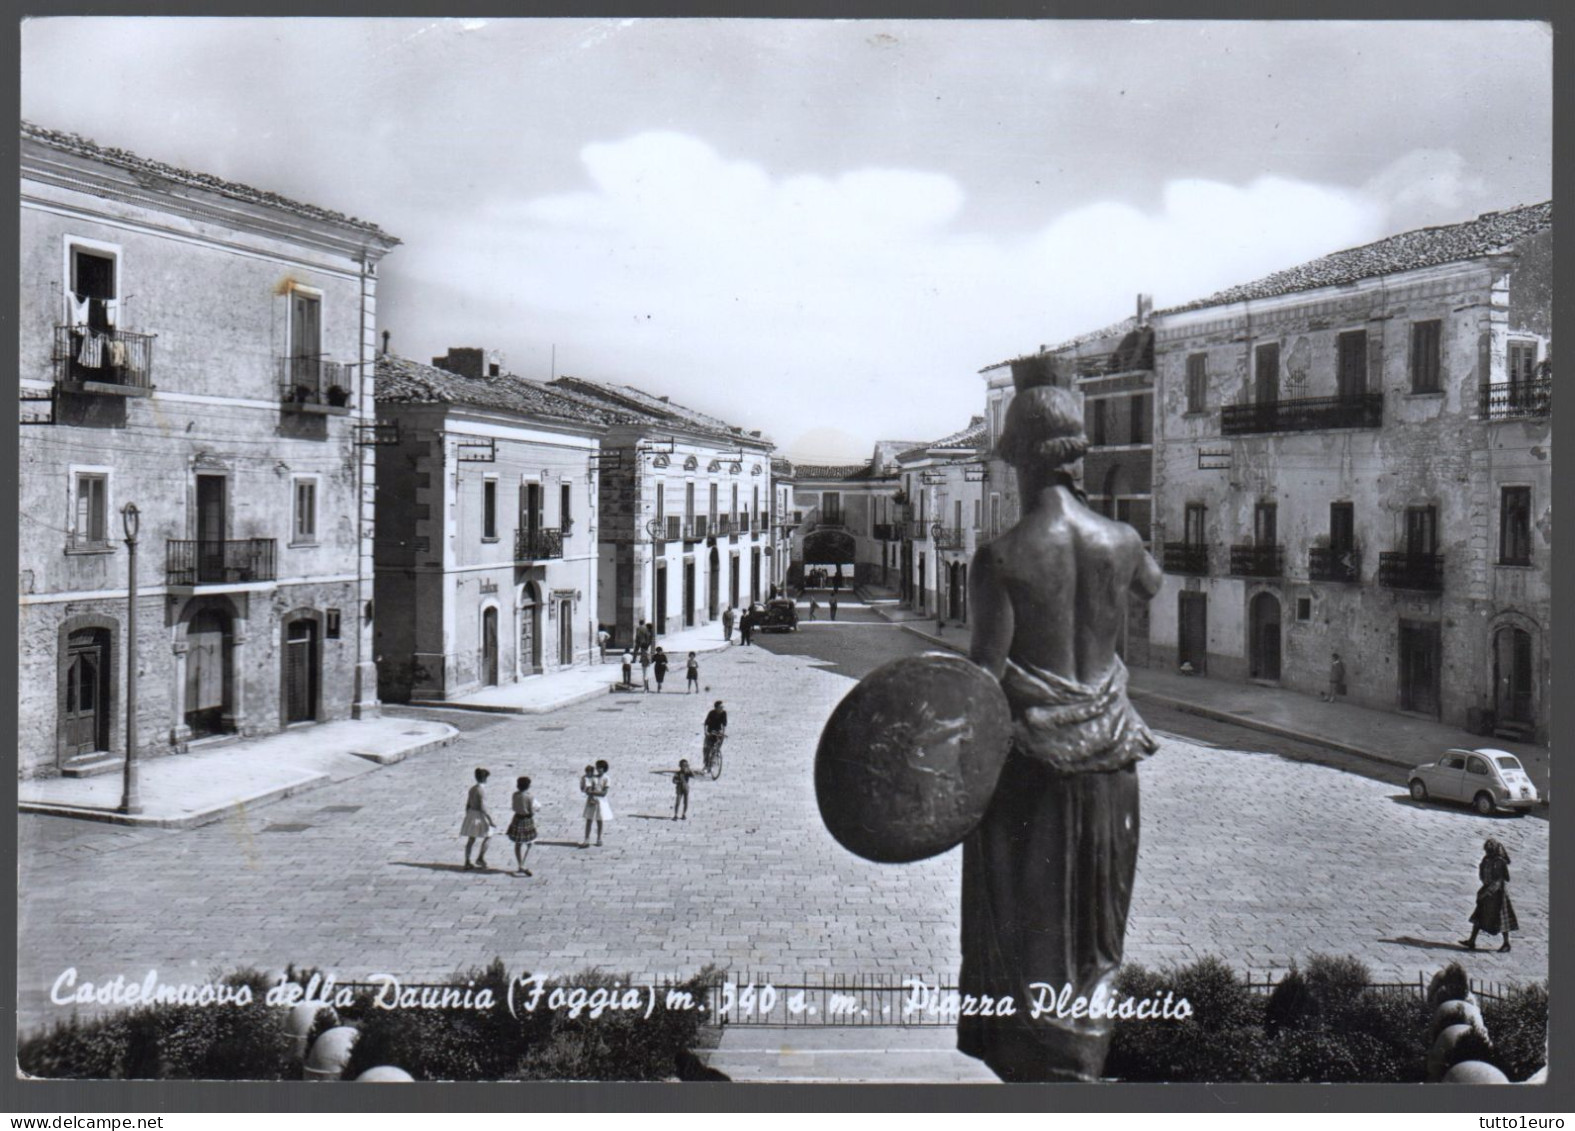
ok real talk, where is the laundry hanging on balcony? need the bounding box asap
[76,329,104,368]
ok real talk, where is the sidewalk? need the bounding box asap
[18,716,459,829]
[861,593,1550,802]
[701,1026,997,1084]
[412,624,736,714]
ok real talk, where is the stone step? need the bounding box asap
[698,1025,999,1084]
[60,754,125,778]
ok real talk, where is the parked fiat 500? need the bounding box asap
[1408,748,1540,815]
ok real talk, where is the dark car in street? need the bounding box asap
[757,597,799,632]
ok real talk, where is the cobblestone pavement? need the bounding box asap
[17,632,1548,1036]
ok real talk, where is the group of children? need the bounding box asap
[459,752,703,874]
[619,647,701,693]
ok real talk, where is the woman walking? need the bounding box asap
[506,775,538,876]
[653,646,669,692]
[460,767,495,871]
[592,759,614,845]
[1461,838,1518,952]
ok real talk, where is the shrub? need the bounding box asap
[1264,966,1319,1035]
[1304,952,1372,1009]
[1426,962,1472,1009]
[1266,1030,1398,1083]
[1169,956,1258,1032]
[1481,982,1548,1081]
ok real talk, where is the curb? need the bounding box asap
[18,770,331,830]
[349,727,462,765]
[409,683,614,716]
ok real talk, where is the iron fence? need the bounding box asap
[1378,551,1444,591]
[1478,377,1551,421]
[1221,393,1384,436]
[1229,543,1284,578]
[1308,546,1361,583]
[279,356,353,410]
[166,538,277,586]
[53,325,157,393]
[515,527,564,561]
[1162,541,1209,575]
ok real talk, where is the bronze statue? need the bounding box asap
[957,371,1162,1082]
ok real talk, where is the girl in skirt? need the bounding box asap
[507,776,538,876]
[1461,838,1519,952]
[580,764,601,848]
[460,767,495,871]
[593,759,615,844]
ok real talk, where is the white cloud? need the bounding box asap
[394,132,1396,462]
[1362,148,1492,229]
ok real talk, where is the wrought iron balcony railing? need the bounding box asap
[1478,377,1551,421]
[279,356,353,414]
[1220,393,1384,436]
[873,522,898,542]
[1378,551,1444,592]
[932,525,967,550]
[1229,543,1284,577]
[690,516,709,541]
[53,326,156,395]
[1308,546,1361,583]
[1162,542,1209,575]
[515,527,564,562]
[903,520,932,541]
[166,539,277,587]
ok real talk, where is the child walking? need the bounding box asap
[506,776,538,876]
[685,651,700,694]
[460,767,495,871]
[593,759,614,844]
[672,758,696,820]
[653,646,669,692]
[620,649,634,689]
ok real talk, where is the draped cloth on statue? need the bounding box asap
[958,657,1154,1082]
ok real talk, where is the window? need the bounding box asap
[1329,502,1354,555]
[1405,505,1437,556]
[1508,341,1538,386]
[1090,399,1108,446]
[1254,502,1277,546]
[973,499,982,529]
[1410,321,1441,393]
[1499,486,1531,565]
[708,483,718,523]
[68,243,118,331]
[1254,343,1280,404]
[73,471,109,547]
[990,494,1001,537]
[685,482,695,522]
[1186,354,1207,413]
[325,609,342,639]
[1467,756,1490,777]
[1184,502,1207,546]
[823,492,842,525]
[1296,597,1311,621]
[731,484,739,524]
[1130,394,1148,445]
[293,479,318,543]
[1337,330,1368,398]
[561,483,573,534]
[482,479,498,540]
[656,482,665,520]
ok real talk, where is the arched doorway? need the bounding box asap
[185,606,234,738]
[708,546,720,620]
[1494,626,1534,729]
[283,617,319,723]
[62,627,111,762]
[947,561,966,621]
[518,587,541,677]
[481,606,499,686]
[1248,591,1281,680]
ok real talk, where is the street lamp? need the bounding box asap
[120,502,142,816]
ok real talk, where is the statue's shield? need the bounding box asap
[815,651,1012,864]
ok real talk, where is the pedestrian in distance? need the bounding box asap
[829,594,839,621]
[686,652,700,694]
[722,605,736,644]
[653,646,669,692]
[639,649,652,692]
[1461,838,1518,952]
[740,609,754,646]
[597,626,610,662]
[620,649,634,689]
[460,767,495,871]
[1322,652,1347,702]
[579,764,601,848]
[672,758,697,820]
[506,776,537,876]
[808,598,820,620]
[593,759,614,844]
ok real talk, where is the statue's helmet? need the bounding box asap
[997,382,1088,471]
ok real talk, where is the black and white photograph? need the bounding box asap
[11,14,1558,1102]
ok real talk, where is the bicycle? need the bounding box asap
[703,731,725,779]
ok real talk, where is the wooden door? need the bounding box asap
[683,562,696,628]
[185,608,231,737]
[284,619,318,723]
[62,629,110,760]
[196,476,226,583]
[1399,621,1441,716]
[1495,627,1533,725]
[482,607,499,686]
[1179,591,1207,673]
[1255,343,1280,405]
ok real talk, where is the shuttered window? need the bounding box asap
[1186,354,1207,413]
[1410,321,1441,393]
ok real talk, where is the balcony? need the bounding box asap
[932,525,967,550]
[1378,551,1444,592]
[717,515,739,542]
[1162,542,1209,575]
[903,519,932,542]
[53,326,156,396]
[1229,544,1284,577]
[166,539,277,588]
[1308,546,1361,583]
[280,357,353,415]
[515,527,564,562]
[873,522,898,542]
[1479,376,1551,421]
[689,516,709,542]
[1220,393,1384,436]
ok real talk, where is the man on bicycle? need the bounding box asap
[703,700,729,773]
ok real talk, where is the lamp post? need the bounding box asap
[120,502,142,816]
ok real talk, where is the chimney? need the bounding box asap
[381,329,391,356]
[432,347,485,379]
[1136,293,1154,326]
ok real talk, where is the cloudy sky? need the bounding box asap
[21,18,1552,461]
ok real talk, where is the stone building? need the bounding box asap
[893,419,988,619]
[1149,203,1552,741]
[18,122,398,778]
[769,457,798,594]
[371,350,615,702]
[549,378,776,645]
[788,453,902,589]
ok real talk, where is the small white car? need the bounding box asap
[1408,748,1540,815]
